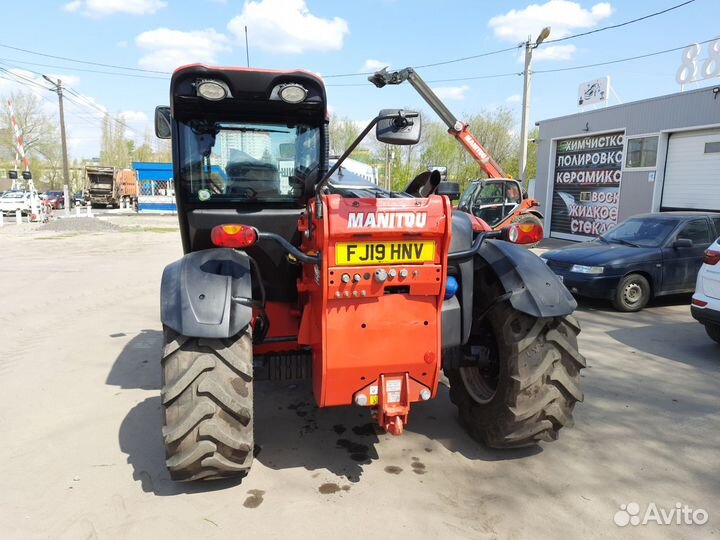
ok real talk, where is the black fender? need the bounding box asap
[475,239,576,318]
[161,248,253,338]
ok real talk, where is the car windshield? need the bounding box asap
[2,192,25,199]
[601,217,678,247]
[178,120,321,204]
[457,183,478,210]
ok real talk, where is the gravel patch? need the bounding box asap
[41,217,120,233]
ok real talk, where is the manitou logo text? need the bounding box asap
[347,212,427,229]
[461,133,489,161]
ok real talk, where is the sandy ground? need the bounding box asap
[0,217,718,540]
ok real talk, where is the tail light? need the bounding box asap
[210,224,258,248]
[692,298,708,307]
[505,222,543,245]
[703,249,720,265]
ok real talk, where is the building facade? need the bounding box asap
[535,85,720,241]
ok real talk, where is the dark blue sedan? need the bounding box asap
[541,212,720,311]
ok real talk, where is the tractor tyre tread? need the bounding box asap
[161,325,253,481]
[448,301,585,448]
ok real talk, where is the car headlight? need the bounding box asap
[570,264,604,274]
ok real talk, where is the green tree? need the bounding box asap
[99,113,132,167]
[328,113,360,155]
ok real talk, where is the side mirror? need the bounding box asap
[674,238,693,249]
[436,181,460,201]
[155,106,172,139]
[376,109,421,145]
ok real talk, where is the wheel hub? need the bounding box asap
[623,282,642,304]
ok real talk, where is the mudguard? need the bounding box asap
[161,248,253,338]
[476,240,577,318]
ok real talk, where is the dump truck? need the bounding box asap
[86,166,137,207]
[154,65,585,482]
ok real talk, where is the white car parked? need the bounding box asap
[0,190,32,215]
[691,237,720,344]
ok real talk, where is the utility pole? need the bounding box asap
[519,26,550,187]
[43,75,71,213]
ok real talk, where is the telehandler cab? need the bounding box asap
[155,64,585,482]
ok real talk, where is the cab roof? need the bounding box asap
[170,64,327,123]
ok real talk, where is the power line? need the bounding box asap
[0,57,169,80]
[327,36,718,87]
[545,0,696,44]
[324,46,519,78]
[0,1,694,83]
[326,71,519,87]
[0,41,170,74]
[533,36,716,74]
[324,0,697,78]
[0,63,140,137]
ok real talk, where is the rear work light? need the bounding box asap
[703,249,720,266]
[505,222,543,245]
[210,224,258,248]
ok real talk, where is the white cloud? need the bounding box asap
[227,0,349,54]
[505,94,521,103]
[489,1,612,42]
[63,0,82,12]
[532,44,576,61]
[362,59,390,72]
[65,0,167,16]
[431,85,469,101]
[119,110,148,124]
[45,74,81,87]
[135,28,231,71]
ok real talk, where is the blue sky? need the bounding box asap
[0,0,718,158]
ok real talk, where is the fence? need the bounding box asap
[133,162,177,214]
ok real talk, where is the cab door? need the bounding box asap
[661,218,714,293]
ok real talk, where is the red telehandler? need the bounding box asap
[154,64,583,481]
[370,67,545,242]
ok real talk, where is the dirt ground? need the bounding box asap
[0,216,718,540]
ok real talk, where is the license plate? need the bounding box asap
[335,241,435,266]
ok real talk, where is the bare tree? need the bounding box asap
[0,91,61,180]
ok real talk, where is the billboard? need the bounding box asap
[578,77,609,106]
[550,132,624,239]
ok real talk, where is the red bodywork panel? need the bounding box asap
[290,194,452,430]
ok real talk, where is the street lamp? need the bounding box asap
[519,26,550,187]
[43,75,71,213]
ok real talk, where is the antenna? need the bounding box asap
[245,26,250,68]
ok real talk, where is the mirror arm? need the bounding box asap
[314,112,417,218]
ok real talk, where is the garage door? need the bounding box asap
[662,129,720,211]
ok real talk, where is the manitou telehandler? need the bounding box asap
[370,67,545,242]
[155,64,584,481]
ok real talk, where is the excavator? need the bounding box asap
[370,67,544,242]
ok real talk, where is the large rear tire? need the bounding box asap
[447,299,585,448]
[161,326,254,481]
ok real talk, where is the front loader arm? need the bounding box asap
[369,67,506,179]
